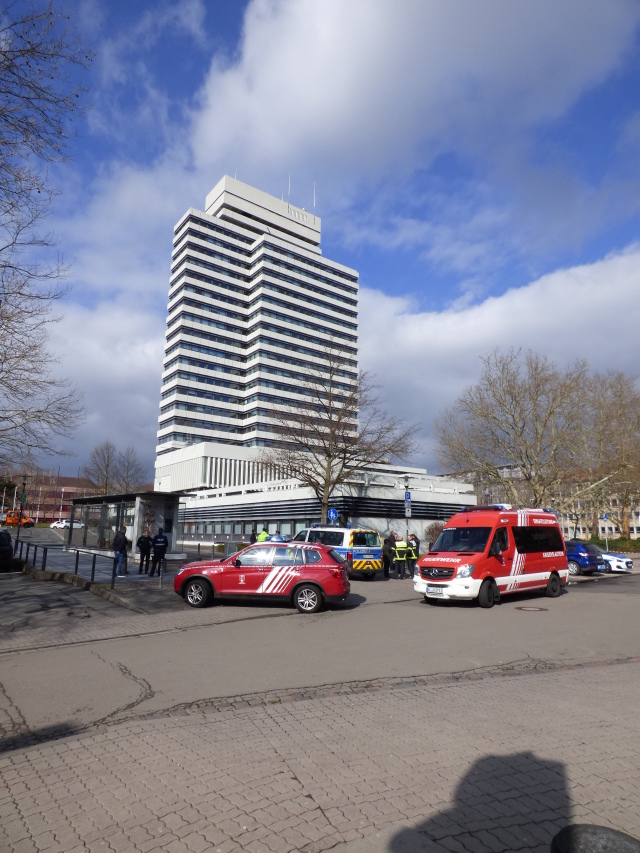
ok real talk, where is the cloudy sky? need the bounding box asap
[41,0,640,477]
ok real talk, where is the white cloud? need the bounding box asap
[37,0,640,475]
[360,245,640,470]
[49,298,166,479]
[191,0,640,192]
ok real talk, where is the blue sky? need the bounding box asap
[41,0,640,478]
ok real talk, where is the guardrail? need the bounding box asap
[13,541,168,590]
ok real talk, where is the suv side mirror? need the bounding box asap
[234,558,242,567]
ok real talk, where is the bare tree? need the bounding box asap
[81,442,149,495]
[81,441,119,495]
[435,349,640,515]
[262,345,418,523]
[425,522,444,548]
[572,370,640,537]
[0,2,90,466]
[435,349,585,508]
[113,446,149,493]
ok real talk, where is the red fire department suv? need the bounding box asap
[414,505,568,608]
[174,541,350,612]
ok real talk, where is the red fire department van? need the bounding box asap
[414,505,568,607]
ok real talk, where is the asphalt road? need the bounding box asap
[0,568,638,737]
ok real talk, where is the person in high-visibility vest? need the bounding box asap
[406,535,418,579]
[257,526,270,542]
[392,534,409,579]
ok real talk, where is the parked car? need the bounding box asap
[50,519,84,529]
[174,541,350,612]
[0,530,13,571]
[564,541,607,576]
[593,547,633,573]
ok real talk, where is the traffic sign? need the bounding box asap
[327,507,338,522]
[603,513,607,521]
[405,490,411,502]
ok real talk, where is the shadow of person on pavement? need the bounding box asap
[389,751,569,852]
[0,721,80,755]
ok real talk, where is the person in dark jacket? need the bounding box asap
[136,529,152,574]
[250,527,257,544]
[407,534,420,579]
[382,537,392,578]
[113,526,128,577]
[149,528,168,577]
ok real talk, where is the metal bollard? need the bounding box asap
[74,551,80,575]
[33,545,38,566]
[91,554,96,582]
[110,556,117,590]
[19,541,24,559]
[25,543,30,563]
[197,542,201,558]
[42,547,47,571]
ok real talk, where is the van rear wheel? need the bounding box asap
[545,573,562,597]
[478,579,496,608]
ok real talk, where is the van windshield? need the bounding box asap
[432,527,492,553]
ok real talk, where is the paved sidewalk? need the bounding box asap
[0,659,638,852]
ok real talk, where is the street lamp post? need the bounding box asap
[14,475,27,552]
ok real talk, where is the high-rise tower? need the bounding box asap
[154,176,359,491]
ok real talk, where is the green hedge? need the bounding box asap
[589,535,640,553]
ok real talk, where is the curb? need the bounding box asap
[21,564,147,613]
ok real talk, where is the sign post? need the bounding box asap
[603,513,608,551]
[404,489,411,540]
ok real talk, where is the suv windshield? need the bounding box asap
[432,527,492,553]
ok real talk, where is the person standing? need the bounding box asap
[112,526,128,578]
[392,533,408,579]
[149,527,168,577]
[250,527,257,544]
[407,533,420,579]
[382,537,392,578]
[136,529,152,574]
[257,526,270,542]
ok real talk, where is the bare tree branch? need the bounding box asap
[262,344,418,522]
[0,1,91,466]
[435,349,640,519]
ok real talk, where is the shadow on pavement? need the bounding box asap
[389,751,569,852]
[0,722,81,755]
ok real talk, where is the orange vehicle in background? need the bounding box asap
[4,510,34,527]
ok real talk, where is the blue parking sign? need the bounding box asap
[328,508,338,521]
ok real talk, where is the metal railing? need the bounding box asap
[12,541,163,591]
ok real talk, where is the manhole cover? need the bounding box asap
[515,606,548,612]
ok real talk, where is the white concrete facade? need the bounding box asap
[176,464,476,546]
[156,175,359,472]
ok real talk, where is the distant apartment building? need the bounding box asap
[0,471,99,524]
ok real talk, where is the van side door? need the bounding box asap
[489,526,516,592]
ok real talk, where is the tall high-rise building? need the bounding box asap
[155,176,359,491]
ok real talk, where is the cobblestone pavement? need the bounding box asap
[0,658,639,853]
